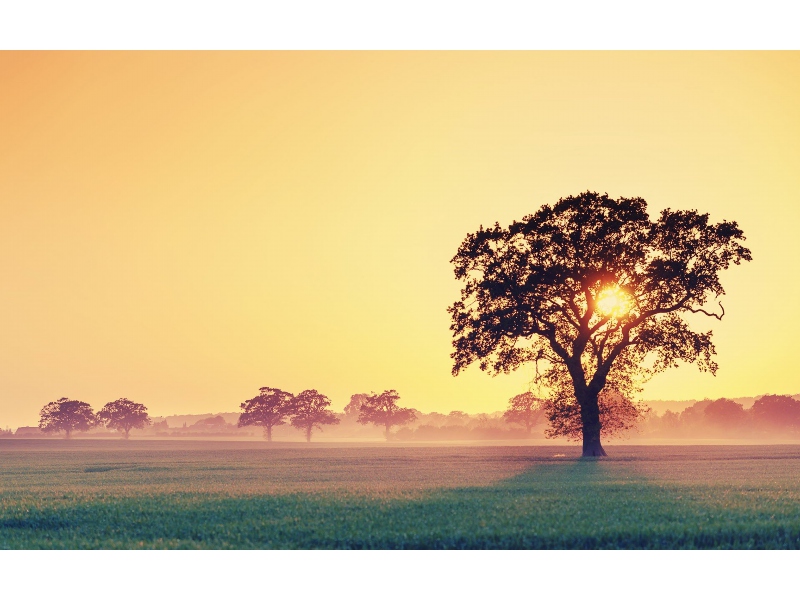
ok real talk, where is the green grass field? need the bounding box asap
[2,440,800,549]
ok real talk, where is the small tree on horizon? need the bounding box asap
[96,398,151,439]
[39,398,97,439]
[289,389,340,442]
[503,392,545,436]
[238,387,295,441]
[356,390,417,439]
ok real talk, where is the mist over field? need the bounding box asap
[6,393,799,445]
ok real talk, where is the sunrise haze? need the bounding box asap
[1,51,798,428]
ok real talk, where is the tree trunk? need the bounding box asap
[579,392,607,457]
[385,423,391,440]
[306,426,312,442]
[64,427,71,440]
[265,425,273,442]
[124,427,130,440]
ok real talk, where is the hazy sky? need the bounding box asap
[1,52,798,427]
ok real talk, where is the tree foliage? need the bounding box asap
[449,191,751,456]
[502,392,545,435]
[751,394,800,432]
[703,398,747,429]
[343,394,369,419]
[39,397,96,439]
[96,398,151,439]
[238,387,294,441]
[544,388,647,441]
[356,390,417,438]
[289,389,340,442]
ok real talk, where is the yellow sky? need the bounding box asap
[1,52,798,427]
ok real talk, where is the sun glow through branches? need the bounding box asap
[595,285,633,318]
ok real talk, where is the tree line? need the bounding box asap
[239,388,416,441]
[28,390,799,441]
[31,388,419,441]
[38,397,151,439]
[640,395,800,438]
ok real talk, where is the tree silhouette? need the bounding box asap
[96,398,151,439]
[751,394,800,433]
[39,397,97,439]
[343,394,369,420]
[289,389,340,442]
[356,390,417,439]
[449,191,751,456]
[238,387,294,441]
[502,392,544,436]
[703,398,747,432]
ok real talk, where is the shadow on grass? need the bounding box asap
[3,455,800,549]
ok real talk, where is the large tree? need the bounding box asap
[96,398,151,439]
[356,389,417,439]
[289,389,340,442]
[39,397,97,439]
[449,191,751,456]
[238,387,294,441]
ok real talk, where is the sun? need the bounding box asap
[595,285,633,318]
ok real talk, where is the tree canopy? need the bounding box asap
[238,387,294,441]
[356,390,417,438]
[449,191,751,456]
[751,394,800,432]
[289,389,340,442]
[39,397,96,439]
[96,398,151,439]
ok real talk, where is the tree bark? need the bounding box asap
[579,392,607,457]
[124,427,130,440]
[306,426,312,442]
[265,425,273,442]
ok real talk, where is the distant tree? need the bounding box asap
[356,390,417,439]
[39,398,97,439]
[238,387,294,442]
[704,398,746,431]
[343,394,369,420]
[503,392,545,436]
[289,389,340,442]
[679,399,713,432]
[449,191,751,456]
[445,411,469,426]
[96,398,151,439]
[751,394,800,433]
[659,410,681,432]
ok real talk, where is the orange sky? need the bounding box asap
[1,52,798,427]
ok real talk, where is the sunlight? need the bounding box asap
[595,285,633,318]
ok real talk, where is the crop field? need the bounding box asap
[2,440,800,549]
